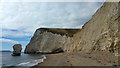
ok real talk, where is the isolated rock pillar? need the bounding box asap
[12,44,22,56]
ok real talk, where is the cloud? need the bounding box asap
[2,29,32,38]
[1,2,103,38]
[0,2,104,50]
[0,0,106,2]
[0,38,19,44]
[0,28,1,35]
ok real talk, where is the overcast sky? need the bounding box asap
[0,2,104,51]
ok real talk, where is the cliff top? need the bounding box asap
[37,28,81,37]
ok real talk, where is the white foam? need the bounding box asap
[17,55,46,66]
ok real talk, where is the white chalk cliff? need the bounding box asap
[24,2,120,55]
[24,28,79,54]
[66,2,119,54]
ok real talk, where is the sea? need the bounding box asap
[0,52,46,67]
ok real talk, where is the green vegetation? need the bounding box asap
[39,28,81,37]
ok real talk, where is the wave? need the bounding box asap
[17,55,46,66]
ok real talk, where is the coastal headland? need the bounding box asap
[23,2,120,67]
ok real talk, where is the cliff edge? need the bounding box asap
[65,2,120,56]
[24,28,79,54]
[24,2,120,55]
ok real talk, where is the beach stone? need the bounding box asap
[12,44,22,56]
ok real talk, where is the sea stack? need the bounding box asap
[12,44,22,56]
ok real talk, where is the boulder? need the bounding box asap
[12,44,22,56]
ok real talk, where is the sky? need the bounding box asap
[0,2,104,52]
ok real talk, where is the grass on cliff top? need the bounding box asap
[39,28,81,37]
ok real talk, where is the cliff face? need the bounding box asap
[65,2,120,55]
[24,28,79,54]
[24,2,120,55]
